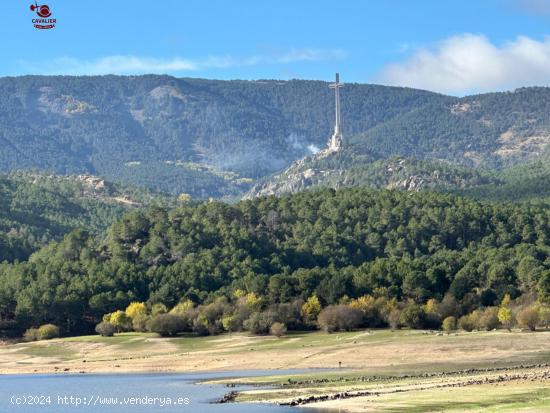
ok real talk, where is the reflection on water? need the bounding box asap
[0,370,331,413]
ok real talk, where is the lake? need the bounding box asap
[0,371,329,413]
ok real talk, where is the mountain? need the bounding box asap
[0,172,174,262]
[0,75,443,198]
[352,87,550,168]
[1,75,550,199]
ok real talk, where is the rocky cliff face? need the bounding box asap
[244,151,345,198]
[245,153,498,199]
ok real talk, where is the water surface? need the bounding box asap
[0,371,328,412]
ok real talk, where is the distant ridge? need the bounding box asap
[0,75,548,198]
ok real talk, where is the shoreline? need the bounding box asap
[1,330,550,411]
[218,364,550,412]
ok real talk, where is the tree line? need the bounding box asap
[82,291,547,340]
[1,187,549,337]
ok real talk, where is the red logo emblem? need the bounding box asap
[30,2,56,29]
[30,3,51,17]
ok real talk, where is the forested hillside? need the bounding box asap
[0,172,174,262]
[455,158,550,201]
[0,75,444,196]
[355,87,550,168]
[1,188,548,335]
[1,75,549,198]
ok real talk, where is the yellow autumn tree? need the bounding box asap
[302,295,322,324]
[170,299,194,315]
[423,298,440,316]
[245,292,262,311]
[349,295,376,312]
[498,294,514,331]
[233,289,246,299]
[108,310,132,333]
[125,302,147,320]
[151,303,168,316]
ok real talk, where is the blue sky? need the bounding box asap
[3,0,550,94]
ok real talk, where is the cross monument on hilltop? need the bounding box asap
[327,73,344,152]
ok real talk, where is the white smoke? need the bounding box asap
[287,133,319,154]
[307,144,321,154]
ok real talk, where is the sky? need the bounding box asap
[4,0,550,95]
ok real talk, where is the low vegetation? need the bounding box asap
[23,324,60,341]
[89,293,549,340]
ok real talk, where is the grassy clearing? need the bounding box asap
[231,367,550,412]
[17,343,78,360]
[61,332,157,343]
[2,329,549,381]
[196,329,550,412]
[326,382,550,412]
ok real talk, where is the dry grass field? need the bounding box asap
[1,329,549,411]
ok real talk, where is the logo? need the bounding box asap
[30,2,56,29]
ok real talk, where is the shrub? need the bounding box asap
[349,295,385,327]
[37,324,60,340]
[151,303,168,317]
[23,327,39,342]
[423,298,442,329]
[317,305,362,333]
[478,307,500,331]
[149,314,186,337]
[272,301,304,330]
[243,311,276,335]
[104,310,132,332]
[399,304,426,329]
[192,315,209,336]
[387,309,401,330]
[270,322,287,337]
[442,316,457,333]
[468,310,483,330]
[132,313,151,332]
[95,321,116,337]
[170,300,194,315]
[538,305,550,328]
[458,314,475,332]
[517,306,539,331]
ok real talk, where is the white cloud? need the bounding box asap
[49,56,198,75]
[273,48,347,64]
[377,34,550,95]
[18,48,346,76]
